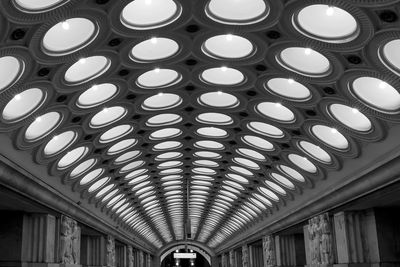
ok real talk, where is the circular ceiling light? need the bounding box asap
[194,151,221,159]
[13,0,66,12]
[130,37,179,62]
[329,104,371,132]
[278,165,305,182]
[241,135,274,151]
[153,141,182,151]
[265,181,287,196]
[194,140,224,150]
[42,18,97,56]
[256,102,295,122]
[294,5,358,43]
[196,113,233,125]
[95,184,114,198]
[3,88,45,122]
[90,106,126,128]
[201,67,245,85]
[266,78,311,100]
[150,128,182,140]
[193,160,219,168]
[146,113,182,127]
[232,157,259,170]
[206,0,269,25]
[198,92,239,108]
[0,56,23,92]
[136,69,181,89]
[25,112,61,141]
[155,152,183,161]
[288,154,317,173]
[278,47,331,76]
[57,146,88,170]
[142,93,182,110]
[114,150,141,165]
[311,125,349,150]
[44,130,77,156]
[270,172,295,190]
[158,161,183,169]
[80,168,104,185]
[99,124,133,143]
[77,83,118,109]
[120,0,181,30]
[107,139,137,155]
[247,122,284,138]
[298,140,331,163]
[351,77,400,112]
[64,56,111,84]
[196,127,228,138]
[236,148,266,161]
[202,34,254,59]
[258,186,279,201]
[229,165,253,176]
[88,176,110,193]
[120,160,145,173]
[381,39,400,75]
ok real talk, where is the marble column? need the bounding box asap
[304,213,334,267]
[242,245,249,267]
[106,236,115,267]
[262,235,276,267]
[59,215,81,267]
[275,235,296,267]
[80,234,106,267]
[21,213,58,267]
[229,250,235,267]
[221,253,228,267]
[146,254,151,267]
[138,251,144,267]
[127,246,134,267]
[333,210,379,267]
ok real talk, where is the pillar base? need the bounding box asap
[334,264,374,267]
[22,263,60,267]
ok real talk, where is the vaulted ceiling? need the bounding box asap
[1,0,400,252]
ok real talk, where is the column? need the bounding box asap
[275,233,306,267]
[81,234,106,267]
[304,213,334,267]
[59,215,81,267]
[127,246,134,267]
[242,245,249,267]
[222,253,228,267]
[229,250,235,267]
[262,235,276,267]
[114,242,125,267]
[21,213,58,267]
[333,210,379,267]
[146,254,151,267]
[138,251,144,267]
[105,236,115,267]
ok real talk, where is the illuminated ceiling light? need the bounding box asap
[226,34,233,41]
[304,48,312,55]
[326,6,335,16]
[14,94,21,100]
[150,37,158,44]
[220,66,228,72]
[79,58,86,64]
[61,21,70,30]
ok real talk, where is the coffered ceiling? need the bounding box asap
[0,0,400,252]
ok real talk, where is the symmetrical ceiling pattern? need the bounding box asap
[0,0,400,250]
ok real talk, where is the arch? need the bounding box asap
[158,241,214,265]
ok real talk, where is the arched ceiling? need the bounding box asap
[1,0,400,252]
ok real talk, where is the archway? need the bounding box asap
[159,242,213,267]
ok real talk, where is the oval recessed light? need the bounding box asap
[121,0,181,30]
[3,88,45,122]
[42,18,97,56]
[294,5,358,43]
[130,37,179,62]
[278,47,331,76]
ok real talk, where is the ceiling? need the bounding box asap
[1,0,400,252]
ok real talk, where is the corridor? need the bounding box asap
[0,0,400,266]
